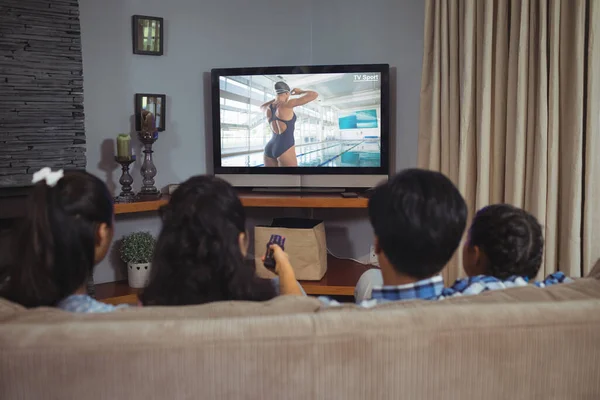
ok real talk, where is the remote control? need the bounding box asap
[264,234,285,270]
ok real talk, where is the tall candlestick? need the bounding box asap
[136,131,160,201]
[114,156,136,203]
[136,111,160,201]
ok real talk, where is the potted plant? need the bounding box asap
[120,231,156,288]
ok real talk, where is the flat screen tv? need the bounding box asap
[211,64,389,189]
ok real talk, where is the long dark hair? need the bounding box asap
[141,175,277,306]
[1,170,113,308]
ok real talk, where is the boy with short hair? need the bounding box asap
[328,168,468,307]
[349,174,572,306]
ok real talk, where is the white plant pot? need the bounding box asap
[128,262,151,288]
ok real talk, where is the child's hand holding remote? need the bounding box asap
[268,244,291,275]
[263,244,302,296]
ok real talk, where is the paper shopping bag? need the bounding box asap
[254,218,327,281]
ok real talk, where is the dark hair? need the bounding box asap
[141,175,277,306]
[1,170,113,308]
[468,204,543,279]
[274,81,290,94]
[368,169,467,279]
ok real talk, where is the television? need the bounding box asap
[211,64,389,189]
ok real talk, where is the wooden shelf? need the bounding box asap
[95,256,375,304]
[114,192,368,215]
[239,193,368,209]
[114,198,168,215]
[95,285,141,306]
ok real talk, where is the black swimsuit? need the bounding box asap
[264,104,296,159]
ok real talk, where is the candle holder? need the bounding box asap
[136,131,161,201]
[114,155,136,203]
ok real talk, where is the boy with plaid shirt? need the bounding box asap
[351,202,572,305]
[322,169,468,307]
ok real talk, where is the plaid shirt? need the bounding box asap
[440,272,573,299]
[321,271,572,308]
[320,275,444,308]
[370,275,444,301]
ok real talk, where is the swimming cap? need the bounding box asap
[274,81,290,94]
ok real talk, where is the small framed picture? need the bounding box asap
[135,93,166,131]
[132,15,164,56]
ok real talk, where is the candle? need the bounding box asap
[116,134,132,160]
[142,110,157,133]
[148,113,156,132]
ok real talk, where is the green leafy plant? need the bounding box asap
[120,232,156,264]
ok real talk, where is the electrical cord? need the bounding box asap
[326,248,372,265]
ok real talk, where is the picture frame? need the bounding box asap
[135,93,166,132]
[132,15,164,56]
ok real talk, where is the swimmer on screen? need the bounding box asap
[260,82,318,167]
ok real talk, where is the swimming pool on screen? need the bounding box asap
[221,139,381,168]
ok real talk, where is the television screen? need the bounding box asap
[213,67,387,170]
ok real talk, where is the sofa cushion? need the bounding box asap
[0,297,25,319]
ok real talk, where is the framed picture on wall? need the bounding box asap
[132,15,164,56]
[135,93,166,131]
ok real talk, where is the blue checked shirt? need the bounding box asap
[320,270,572,308]
[320,275,444,308]
[371,275,444,301]
[440,272,573,299]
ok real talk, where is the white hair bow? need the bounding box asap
[32,167,64,187]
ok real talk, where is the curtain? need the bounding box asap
[418,0,600,283]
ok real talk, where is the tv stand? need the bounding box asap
[251,187,345,194]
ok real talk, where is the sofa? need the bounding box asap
[1,265,600,400]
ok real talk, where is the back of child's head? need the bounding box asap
[1,169,113,308]
[368,169,467,279]
[142,175,276,306]
[466,204,543,279]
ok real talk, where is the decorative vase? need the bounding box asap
[127,262,152,288]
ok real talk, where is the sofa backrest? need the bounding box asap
[1,271,599,398]
[1,298,599,399]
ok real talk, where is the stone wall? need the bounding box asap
[0,0,85,188]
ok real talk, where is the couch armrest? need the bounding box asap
[588,259,600,279]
